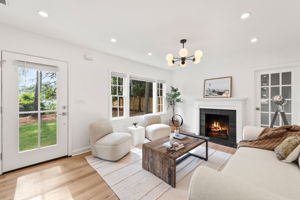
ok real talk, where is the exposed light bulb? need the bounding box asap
[167,60,174,66]
[166,53,173,61]
[194,57,201,64]
[180,62,187,67]
[179,48,188,57]
[194,50,203,59]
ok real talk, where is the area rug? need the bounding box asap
[85,145,232,200]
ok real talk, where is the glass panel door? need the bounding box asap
[2,51,68,172]
[259,71,292,127]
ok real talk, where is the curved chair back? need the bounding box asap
[89,120,113,146]
[144,114,161,127]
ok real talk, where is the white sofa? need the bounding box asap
[188,126,300,200]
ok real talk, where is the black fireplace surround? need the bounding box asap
[200,108,237,148]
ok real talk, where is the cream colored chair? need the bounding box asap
[89,120,131,161]
[144,114,171,141]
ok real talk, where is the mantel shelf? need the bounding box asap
[195,97,248,102]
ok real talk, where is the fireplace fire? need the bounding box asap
[200,109,237,148]
[207,120,229,139]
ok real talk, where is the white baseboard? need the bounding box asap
[180,126,198,134]
[72,146,91,156]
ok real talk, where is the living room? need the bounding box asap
[0,0,299,200]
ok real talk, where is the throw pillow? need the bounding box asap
[274,135,300,162]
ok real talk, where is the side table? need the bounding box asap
[128,126,145,146]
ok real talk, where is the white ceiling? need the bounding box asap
[0,0,300,69]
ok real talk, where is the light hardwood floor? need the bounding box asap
[0,143,235,200]
[0,153,119,200]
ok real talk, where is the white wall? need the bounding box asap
[0,24,172,158]
[171,61,300,133]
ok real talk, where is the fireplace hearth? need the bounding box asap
[200,108,236,148]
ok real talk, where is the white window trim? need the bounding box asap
[109,71,167,120]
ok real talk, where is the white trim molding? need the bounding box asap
[194,97,248,143]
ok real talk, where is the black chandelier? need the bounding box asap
[166,39,203,67]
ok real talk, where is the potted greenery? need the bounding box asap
[166,86,183,119]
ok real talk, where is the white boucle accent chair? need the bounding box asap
[89,119,131,161]
[144,114,171,141]
[188,125,300,200]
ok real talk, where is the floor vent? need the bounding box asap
[0,0,7,5]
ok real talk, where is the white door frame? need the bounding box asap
[0,50,71,175]
[253,62,300,126]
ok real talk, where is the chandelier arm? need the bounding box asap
[185,58,195,61]
[186,55,195,59]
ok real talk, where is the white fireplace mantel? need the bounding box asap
[194,97,248,143]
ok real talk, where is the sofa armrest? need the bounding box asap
[242,125,264,140]
[188,166,286,200]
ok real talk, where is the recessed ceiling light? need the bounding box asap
[148,52,152,56]
[240,12,251,20]
[38,10,49,18]
[110,38,117,43]
[251,37,258,43]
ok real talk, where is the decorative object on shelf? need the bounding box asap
[166,86,183,118]
[204,76,232,98]
[133,122,138,128]
[270,95,289,128]
[166,39,203,67]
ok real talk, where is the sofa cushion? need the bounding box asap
[275,135,300,162]
[145,124,170,141]
[223,147,300,200]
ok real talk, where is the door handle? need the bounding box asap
[57,112,67,116]
[256,107,260,111]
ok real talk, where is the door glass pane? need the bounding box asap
[261,99,269,112]
[282,72,291,85]
[286,114,292,124]
[19,113,38,151]
[40,112,57,147]
[271,113,280,127]
[271,101,277,112]
[284,100,292,113]
[18,68,38,112]
[282,86,291,99]
[270,87,280,99]
[261,87,269,99]
[271,73,280,85]
[261,74,269,86]
[261,113,269,125]
[40,71,57,111]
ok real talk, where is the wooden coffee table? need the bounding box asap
[142,133,208,187]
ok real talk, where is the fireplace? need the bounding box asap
[200,108,236,148]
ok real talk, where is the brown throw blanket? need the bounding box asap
[239,125,300,150]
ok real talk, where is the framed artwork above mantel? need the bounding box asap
[203,76,232,98]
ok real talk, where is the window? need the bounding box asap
[157,82,164,112]
[111,74,125,118]
[129,79,153,116]
[110,72,165,119]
